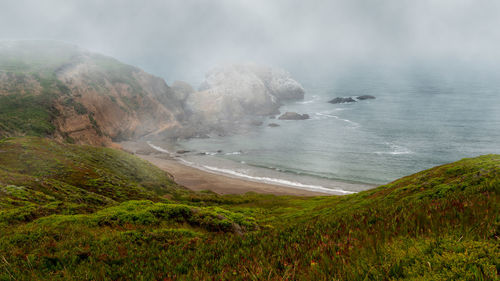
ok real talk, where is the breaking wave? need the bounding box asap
[146,142,355,195]
[201,165,355,194]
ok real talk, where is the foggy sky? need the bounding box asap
[1,0,499,82]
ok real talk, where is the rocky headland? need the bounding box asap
[0,41,185,145]
[0,41,307,145]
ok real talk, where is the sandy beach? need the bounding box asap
[120,141,339,196]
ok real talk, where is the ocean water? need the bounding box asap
[159,65,500,193]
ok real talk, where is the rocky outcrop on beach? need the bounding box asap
[184,63,305,135]
[278,112,310,120]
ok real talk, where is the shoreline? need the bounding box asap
[120,141,373,196]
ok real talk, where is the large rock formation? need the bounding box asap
[185,63,305,135]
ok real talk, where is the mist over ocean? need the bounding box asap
[168,63,500,192]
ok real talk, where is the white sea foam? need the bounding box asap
[178,157,195,165]
[315,112,360,127]
[297,96,319,104]
[201,165,356,194]
[375,143,413,155]
[225,151,242,155]
[297,100,315,104]
[147,142,172,154]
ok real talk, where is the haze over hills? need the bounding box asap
[0,40,308,144]
[0,40,187,145]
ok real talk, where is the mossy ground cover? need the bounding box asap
[0,137,498,280]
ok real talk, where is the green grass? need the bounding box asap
[0,69,70,139]
[0,137,184,224]
[0,95,56,138]
[0,138,498,280]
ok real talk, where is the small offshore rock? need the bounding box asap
[278,112,310,120]
[356,95,376,100]
[328,97,357,104]
[268,123,280,127]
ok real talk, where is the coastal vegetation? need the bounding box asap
[0,137,498,280]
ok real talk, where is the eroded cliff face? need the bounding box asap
[53,57,186,145]
[0,41,186,146]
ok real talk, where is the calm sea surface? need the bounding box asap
[161,65,500,193]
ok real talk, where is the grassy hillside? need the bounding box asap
[0,138,498,280]
[0,137,185,224]
[0,40,185,145]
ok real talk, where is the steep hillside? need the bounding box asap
[0,137,185,220]
[0,139,497,280]
[0,40,186,145]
